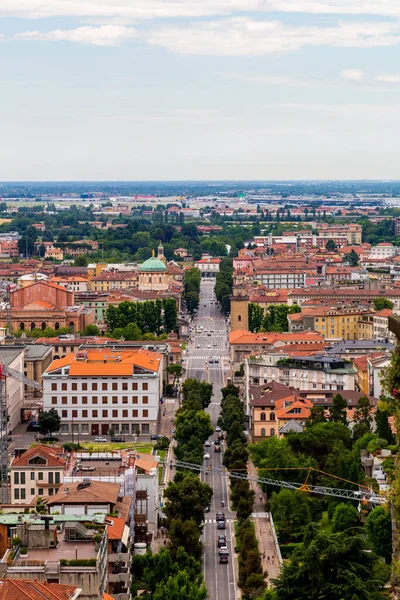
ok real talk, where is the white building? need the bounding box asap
[42,348,163,437]
[195,257,221,278]
[369,242,398,259]
[373,309,396,342]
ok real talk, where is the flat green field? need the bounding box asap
[79,442,153,453]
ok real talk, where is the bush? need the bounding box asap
[154,436,170,451]
[20,547,28,555]
[63,442,82,452]
[93,534,102,544]
[279,543,301,558]
[60,559,96,566]
[12,536,21,548]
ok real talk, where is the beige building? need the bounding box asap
[10,445,65,504]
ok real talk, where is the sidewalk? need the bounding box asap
[248,460,281,585]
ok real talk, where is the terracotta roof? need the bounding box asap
[0,580,79,600]
[250,382,294,407]
[276,400,312,420]
[195,258,221,264]
[47,480,120,506]
[135,453,159,473]
[353,353,385,373]
[374,309,393,317]
[106,517,125,541]
[11,445,66,469]
[45,348,162,376]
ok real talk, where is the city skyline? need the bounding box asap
[1,1,400,180]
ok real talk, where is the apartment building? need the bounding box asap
[42,348,163,437]
[10,445,65,504]
[288,306,375,341]
[373,309,395,341]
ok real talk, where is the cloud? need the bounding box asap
[223,72,333,87]
[15,25,136,46]
[4,0,400,20]
[340,69,366,80]
[269,102,400,116]
[374,73,400,82]
[234,127,316,135]
[146,18,400,56]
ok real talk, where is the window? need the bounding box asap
[82,396,88,404]
[30,488,35,495]
[112,410,118,418]
[143,396,148,404]
[49,489,54,496]
[238,315,242,322]
[112,382,118,391]
[38,488,44,496]
[92,383,98,391]
[38,472,43,481]
[62,383,67,391]
[30,472,34,481]
[49,472,54,484]
[72,396,77,404]
[102,396,108,404]
[61,424,69,433]
[81,424,89,434]
[72,410,78,418]
[62,397,67,404]
[123,410,128,418]
[21,472,25,485]
[92,410,98,417]
[62,410,68,418]
[260,412,266,421]
[270,428,275,436]
[92,396,98,404]
[72,383,77,391]
[132,383,138,391]
[102,383,108,391]
[122,382,128,391]
[82,410,88,418]
[142,424,149,434]
[51,383,57,391]
[313,383,317,389]
[52,397,57,405]
[143,409,148,417]
[261,428,266,437]
[122,423,129,433]
[82,383,88,391]
[142,383,148,391]
[270,412,275,421]
[14,472,19,485]
[14,489,19,500]
[132,409,138,417]
[132,396,138,404]
[102,409,108,417]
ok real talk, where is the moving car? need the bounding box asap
[217,520,226,530]
[197,344,201,348]
[215,426,221,432]
[216,512,225,521]
[94,437,107,443]
[203,452,210,460]
[204,441,211,447]
[213,342,217,346]
[205,505,210,513]
[219,547,229,563]
[217,535,226,548]
[214,444,221,453]
[207,344,211,348]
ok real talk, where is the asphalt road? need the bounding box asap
[184,279,237,600]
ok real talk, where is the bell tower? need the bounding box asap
[230,284,249,331]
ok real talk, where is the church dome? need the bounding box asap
[139,255,168,272]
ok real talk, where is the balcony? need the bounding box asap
[108,573,131,583]
[108,553,130,563]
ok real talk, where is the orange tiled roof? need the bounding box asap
[106,517,125,541]
[11,444,66,468]
[45,348,162,376]
[0,580,79,600]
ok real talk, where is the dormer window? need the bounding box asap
[28,456,47,465]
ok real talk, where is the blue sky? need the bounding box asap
[1,1,400,181]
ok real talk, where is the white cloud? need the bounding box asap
[146,19,400,56]
[4,0,400,20]
[340,68,366,80]
[223,72,333,87]
[16,25,136,46]
[374,73,400,82]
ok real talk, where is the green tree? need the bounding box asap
[366,506,392,563]
[375,407,394,445]
[329,393,348,425]
[270,489,320,542]
[84,324,100,336]
[168,518,204,560]
[74,254,88,266]
[373,297,394,311]
[343,249,359,267]
[38,409,61,437]
[331,502,360,533]
[153,570,207,600]
[248,303,265,333]
[163,472,212,529]
[123,322,142,340]
[353,395,373,440]
[306,405,326,427]
[273,524,386,599]
[167,364,182,386]
[325,239,337,252]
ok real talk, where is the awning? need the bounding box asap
[121,525,130,547]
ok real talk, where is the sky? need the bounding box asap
[1,1,400,181]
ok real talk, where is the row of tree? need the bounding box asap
[105,299,177,336]
[248,303,301,333]
[183,268,201,315]
[218,383,265,599]
[215,258,233,315]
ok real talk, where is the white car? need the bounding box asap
[203,452,210,460]
[94,437,107,442]
[215,426,221,433]
[204,441,211,447]
[207,344,211,348]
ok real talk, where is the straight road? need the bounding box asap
[184,279,237,600]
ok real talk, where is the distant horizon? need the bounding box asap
[1,179,400,184]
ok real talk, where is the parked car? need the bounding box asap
[94,437,107,443]
[205,505,211,513]
[111,436,124,442]
[151,434,161,440]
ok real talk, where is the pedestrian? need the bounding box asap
[259,494,262,502]
[163,539,167,546]
[262,552,266,560]
[267,555,270,562]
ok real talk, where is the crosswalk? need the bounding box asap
[186,355,228,361]
[205,519,232,524]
